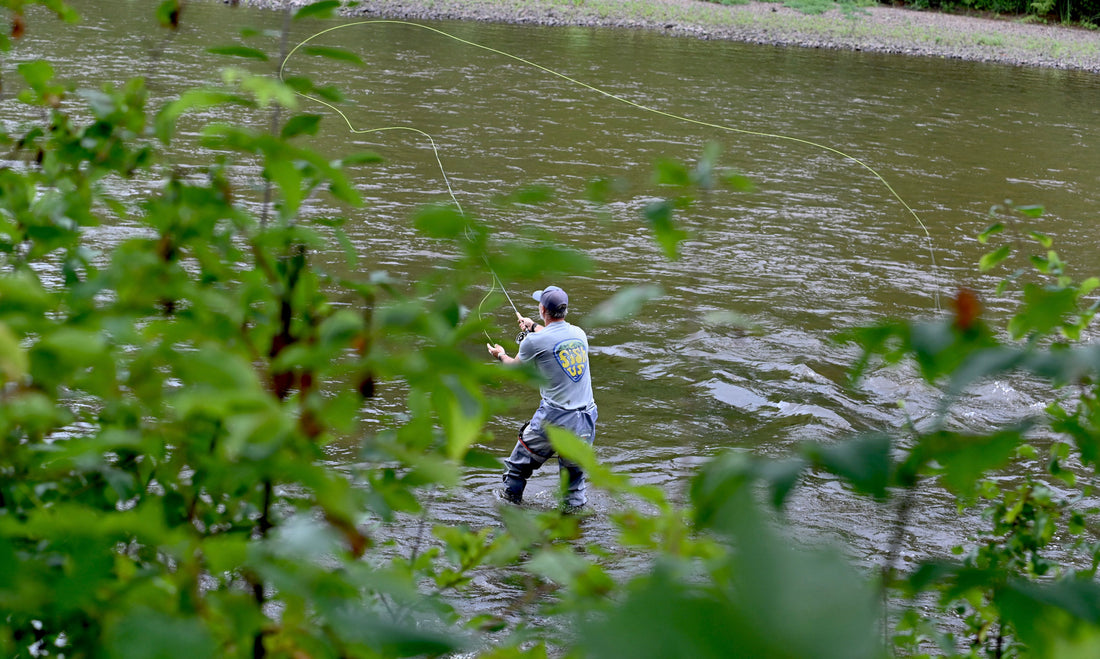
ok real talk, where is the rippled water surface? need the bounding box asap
[11,0,1100,611]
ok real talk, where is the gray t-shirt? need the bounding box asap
[516,320,594,410]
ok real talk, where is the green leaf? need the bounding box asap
[998,579,1100,657]
[414,204,467,239]
[526,546,593,585]
[903,560,962,595]
[463,448,502,470]
[692,452,752,532]
[107,609,216,659]
[333,225,359,265]
[155,90,251,143]
[585,176,617,204]
[579,509,881,659]
[200,535,249,575]
[0,270,54,319]
[754,458,810,509]
[979,244,1012,272]
[17,59,54,89]
[643,199,689,261]
[269,514,344,560]
[302,46,365,68]
[977,222,1003,244]
[318,309,364,346]
[1025,345,1100,388]
[547,426,630,491]
[224,68,297,107]
[547,426,597,473]
[944,347,1027,403]
[0,321,28,381]
[486,236,592,281]
[803,433,892,500]
[321,607,461,656]
[721,171,755,192]
[223,411,292,461]
[36,327,108,364]
[281,113,322,138]
[690,142,724,189]
[702,310,759,332]
[584,285,663,327]
[1008,283,1079,339]
[313,83,346,103]
[206,45,269,61]
[915,428,1027,497]
[1029,230,1053,248]
[264,156,304,216]
[1017,204,1045,218]
[294,0,342,19]
[155,0,181,29]
[653,158,692,187]
[496,183,554,206]
[437,376,485,460]
[338,151,384,167]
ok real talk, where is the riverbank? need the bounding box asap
[236,0,1100,73]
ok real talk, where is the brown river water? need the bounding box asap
[8,0,1100,623]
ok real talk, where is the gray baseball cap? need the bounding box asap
[532,285,568,314]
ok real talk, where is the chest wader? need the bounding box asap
[501,402,597,508]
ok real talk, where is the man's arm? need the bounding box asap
[487,343,520,365]
[516,313,542,333]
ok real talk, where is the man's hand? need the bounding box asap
[515,313,537,333]
[487,343,506,361]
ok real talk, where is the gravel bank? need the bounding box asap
[235,0,1100,73]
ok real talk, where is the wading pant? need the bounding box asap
[502,400,598,507]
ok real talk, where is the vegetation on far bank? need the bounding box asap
[704,0,1100,27]
[335,0,1100,73]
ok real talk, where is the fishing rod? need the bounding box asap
[279,19,943,330]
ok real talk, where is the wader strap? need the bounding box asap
[517,421,555,459]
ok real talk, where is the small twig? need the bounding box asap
[882,408,925,654]
[408,487,437,565]
[260,7,292,228]
[391,488,438,626]
[882,485,917,654]
[251,479,273,659]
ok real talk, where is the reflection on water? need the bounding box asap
[10,0,1100,603]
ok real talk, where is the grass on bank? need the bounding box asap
[438,0,1099,66]
[708,0,1098,26]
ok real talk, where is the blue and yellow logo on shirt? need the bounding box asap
[554,339,587,382]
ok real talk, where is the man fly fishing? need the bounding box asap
[487,285,598,514]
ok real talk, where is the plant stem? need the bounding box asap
[261,7,292,228]
[252,478,274,658]
[882,484,917,654]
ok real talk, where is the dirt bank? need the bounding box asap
[233,0,1100,73]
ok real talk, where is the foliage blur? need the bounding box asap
[2,1,1100,658]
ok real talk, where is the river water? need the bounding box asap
[10,0,1100,623]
